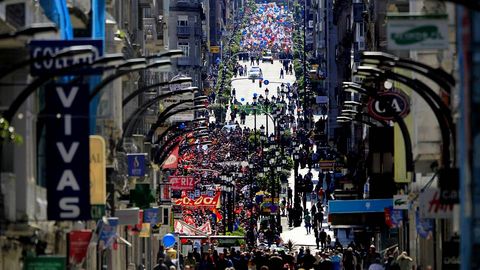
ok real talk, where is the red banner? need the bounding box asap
[162,145,180,169]
[169,176,196,190]
[173,193,221,207]
[68,230,92,265]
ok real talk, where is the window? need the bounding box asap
[177,15,188,26]
[178,42,190,56]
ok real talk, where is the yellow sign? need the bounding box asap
[139,223,151,238]
[90,136,106,204]
[210,46,220,53]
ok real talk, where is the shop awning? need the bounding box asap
[329,199,393,214]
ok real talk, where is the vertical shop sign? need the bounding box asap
[46,83,90,220]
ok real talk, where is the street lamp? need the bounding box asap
[0,45,97,81]
[122,76,193,107]
[355,66,454,169]
[342,82,415,175]
[89,59,172,101]
[1,50,123,123]
[0,22,57,40]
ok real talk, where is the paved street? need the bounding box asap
[226,59,334,250]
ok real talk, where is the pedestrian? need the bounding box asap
[326,234,332,247]
[311,204,317,220]
[304,211,312,234]
[250,56,255,66]
[289,63,293,74]
[395,252,413,270]
[280,68,284,79]
[319,229,327,248]
[240,110,246,125]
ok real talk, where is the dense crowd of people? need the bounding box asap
[240,3,293,53]
[154,243,418,270]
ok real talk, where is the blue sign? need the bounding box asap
[328,199,392,214]
[98,217,119,248]
[263,79,270,85]
[127,154,146,177]
[29,39,103,76]
[46,83,90,220]
[144,208,159,224]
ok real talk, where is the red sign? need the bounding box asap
[68,230,92,265]
[173,193,221,207]
[169,176,196,190]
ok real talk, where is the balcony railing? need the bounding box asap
[177,26,191,37]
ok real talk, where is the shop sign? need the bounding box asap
[24,256,66,270]
[387,14,449,50]
[393,194,409,210]
[144,208,160,224]
[169,176,196,190]
[167,77,194,122]
[419,188,454,219]
[368,91,410,121]
[173,193,221,207]
[45,83,90,220]
[98,217,119,249]
[127,153,146,177]
[29,39,103,76]
[68,230,92,265]
[115,208,140,225]
[90,136,106,204]
[210,46,220,53]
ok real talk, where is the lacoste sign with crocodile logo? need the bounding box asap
[387,14,448,50]
[393,195,409,210]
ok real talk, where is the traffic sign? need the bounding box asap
[367,91,410,121]
[264,79,270,85]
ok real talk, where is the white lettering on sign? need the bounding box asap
[32,46,99,71]
[374,99,403,113]
[55,86,83,218]
[59,198,80,218]
[56,86,79,107]
[56,142,79,163]
[56,170,80,191]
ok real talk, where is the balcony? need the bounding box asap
[177,26,191,37]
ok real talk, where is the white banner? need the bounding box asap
[419,188,454,219]
[387,14,449,50]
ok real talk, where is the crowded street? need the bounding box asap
[0,0,475,269]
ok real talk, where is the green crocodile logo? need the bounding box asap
[394,199,406,206]
[391,25,444,45]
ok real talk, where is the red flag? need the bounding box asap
[162,145,180,169]
[69,230,92,265]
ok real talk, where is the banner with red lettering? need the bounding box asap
[173,193,221,208]
[169,176,196,190]
[174,220,211,235]
[68,230,92,265]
